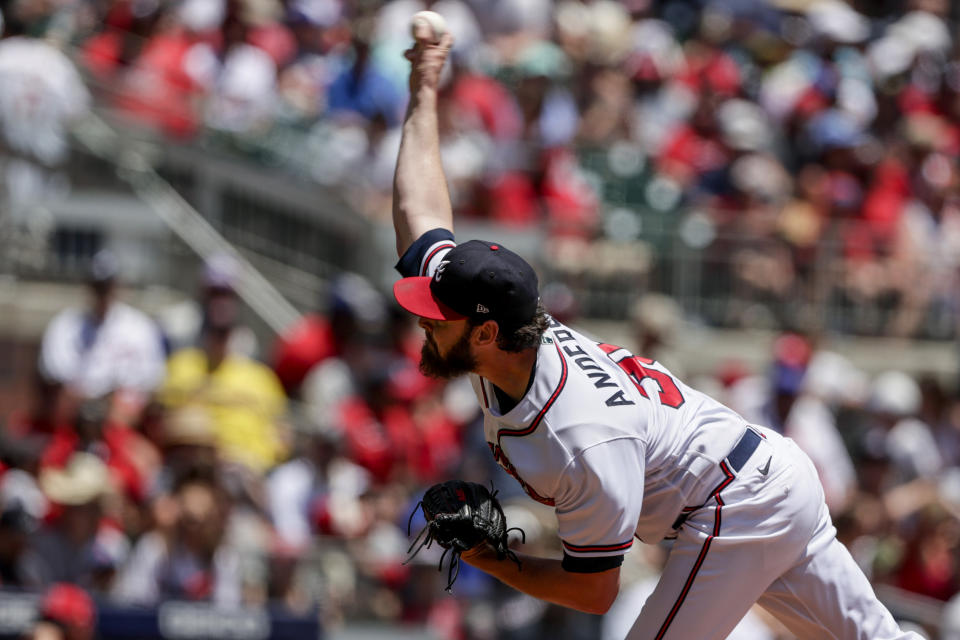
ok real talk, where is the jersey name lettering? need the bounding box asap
[552,329,636,408]
[487,442,556,506]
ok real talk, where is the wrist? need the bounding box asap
[460,542,492,563]
[409,87,439,109]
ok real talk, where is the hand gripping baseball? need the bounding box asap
[404,17,454,93]
[405,480,525,591]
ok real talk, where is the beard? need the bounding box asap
[419,324,478,379]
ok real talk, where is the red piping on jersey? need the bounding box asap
[421,243,456,276]
[490,342,566,507]
[562,539,633,553]
[479,377,490,409]
[654,460,736,640]
[496,341,567,443]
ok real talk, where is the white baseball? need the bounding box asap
[410,10,447,44]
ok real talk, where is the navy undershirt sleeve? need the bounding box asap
[562,552,624,574]
[394,228,456,278]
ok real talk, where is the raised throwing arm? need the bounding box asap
[392,22,455,257]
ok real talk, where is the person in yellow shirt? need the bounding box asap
[158,301,288,474]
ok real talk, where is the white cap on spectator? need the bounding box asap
[887,11,951,54]
[717,99,774,152]
[0,469,48,520]
[803,351,867,405]
[90,249,119,283]
[178,0,226,33]
[806,0,870,44]
[587,0,633,65]
[492,0,552,36]
[203,252,239,290]
[555,1,590,39]
[867,35,916,78]
[731,154,792,202]
[629,19,685,78]
[868,371,921,417]
[869,11,952,79]
[220,44,277,101]
[289,0,340,26]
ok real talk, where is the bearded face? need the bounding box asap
[419,323,478,379]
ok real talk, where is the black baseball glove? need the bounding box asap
[405,480,524,591]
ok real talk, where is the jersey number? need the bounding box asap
[598,344,685,409]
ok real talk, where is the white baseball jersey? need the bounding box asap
[397,230,923,640]
[474,323,748,558]
[403,231,749,558]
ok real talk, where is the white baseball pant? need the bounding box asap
[625,427,924,640]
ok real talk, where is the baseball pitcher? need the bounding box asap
[391,20,924,640]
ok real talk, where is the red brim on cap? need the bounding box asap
[393,277,466,321]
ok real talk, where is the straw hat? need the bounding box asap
[163,405,218,448]
[39,453,110,506]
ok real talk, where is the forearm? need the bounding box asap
[460,546,619,615]
[393,88,453,256]
[392,28,455,257]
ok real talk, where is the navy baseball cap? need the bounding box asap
[393,240,539,329]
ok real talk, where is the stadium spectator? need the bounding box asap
[37,250,166,425]
[158,296,288,475]
[27,583,96,640]
[153,405,221,494]
[5,0,960,636]
[326,15,404,127]
[782,350,863,514]
[0,1,90,271]
[157,253,257,357]
[0,501,42,590]
[273,272,387,396]
[266,425,369,547]
[867,370,944,483]
[31,453,130,590]
[204,1,286,134]
[112,472,243,607]
[39,395,160,505]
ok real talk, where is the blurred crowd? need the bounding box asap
[1,0,960,637]
[2,0,958,336]
[0,249,958,639]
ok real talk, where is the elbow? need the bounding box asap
[580,583,619,615]
[589,595,617,616]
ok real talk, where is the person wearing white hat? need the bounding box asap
[31,453,129,590]
[868,371,943,483]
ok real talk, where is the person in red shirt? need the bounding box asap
[40,396,159,505]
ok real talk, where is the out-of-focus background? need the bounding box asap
[0,0,959,638]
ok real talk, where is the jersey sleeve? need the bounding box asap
[394,228,456,278]
[553,437,646,573]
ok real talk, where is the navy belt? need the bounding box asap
[725,427,762,472]
[671,428,762,531]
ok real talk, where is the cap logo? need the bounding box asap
[476,304,490,313]
[434,260,450,282]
